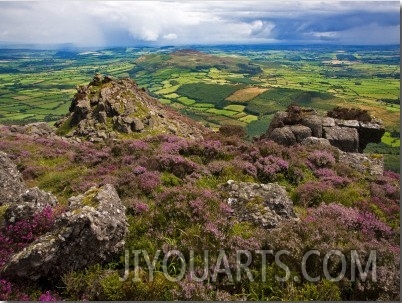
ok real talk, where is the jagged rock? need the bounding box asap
[266,111,289,133]
[5,187,57,224]
[2,184,127,281]
[221,180,297,229]
[0,152,58,225]
[301,136,332,147]
[323,126,359,153]
[322,117,336,127]
[358,121,385,152]
[132,117,144,132]
[90,73,104,86]
[8,123,54,138]
[58,74,208,142]
[289,125,312,142]
[337,119,359,128]
[301,115,323,137]
[71,99,91,125]
[113,116,131,133]
[269,126,296,146]
[0,151,26,205]
[26,123,54,137]
[9,125,26,134]
[96,131,108,140]
[339,152,384,175]
[97,111,107,123]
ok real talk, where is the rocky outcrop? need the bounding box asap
[8,122,55,138]
[0,151,57,216]
[2,184,127,281]
[5,187,57,224]
[56,74,208,142]
[323,126,359,153]
[0,151,26,205]
[263,106,385,153]
[339,152,384,176]
[220,180,297,229]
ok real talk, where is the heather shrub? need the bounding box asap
[155,154,200,178]
[73,144,111,167]
[321,175,352,188]
[333,162,361,179]
[231,157,257,178]
[158,136,189,154]
[295,181,332,207]
[258,140,288,158]
[267,203,400,301]
[295,180,364,208]
[62,264,105,300]
[285,166,305,185]
[248,265,342,301]
[0,206,55,267]
[314,167,336,178]
[255,155,289,183]
[206,160,231,176]
[111,139,150,157]
[38,291,59,302]
[172,274,216,300]
[126,199,150,216]
[180,139,229,163]
[308,150,336,168]
[150,185,263,260]
[218,125,246,138]
[20,164,47,181]
[327,106,372,122]
[0,109,399,300]
[137,170,161,195]
[0,279,13,301]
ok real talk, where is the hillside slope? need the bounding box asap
[0,75,399,301]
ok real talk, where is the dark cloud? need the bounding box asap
[0,1,399,46]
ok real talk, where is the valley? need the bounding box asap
[0,45,399,170]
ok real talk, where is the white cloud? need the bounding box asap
[0,1,399,46]
[163,33,178,40]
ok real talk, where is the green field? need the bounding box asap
[0,46,399,168]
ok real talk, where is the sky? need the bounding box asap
[0,1,399,47]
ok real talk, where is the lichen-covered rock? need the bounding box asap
[289,125,312,142]
[5,187,57,224]
[323,126,359,153]
[9,122,55,138]
[2,184,127,281]
[302,115,323,137]
[301,136,332,147]
[339,152,384,175]
[0,151,26,205]
[358,121,385,152]
[269,126,297,146]
[221,180,297,229]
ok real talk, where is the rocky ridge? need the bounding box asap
[55,74,209,143]
[263,105,385,153]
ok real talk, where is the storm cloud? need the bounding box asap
[0,1,399,47]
